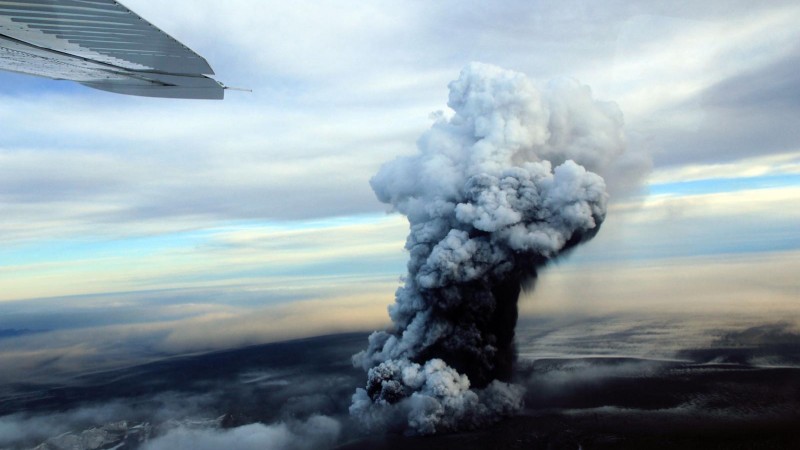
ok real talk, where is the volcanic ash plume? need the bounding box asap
[351,63,625,434]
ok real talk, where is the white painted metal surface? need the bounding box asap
[0,0,224,99]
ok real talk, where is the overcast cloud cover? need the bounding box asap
[0,0,799,393]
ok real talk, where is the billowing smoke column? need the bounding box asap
[351,63,625,434]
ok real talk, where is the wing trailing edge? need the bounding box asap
[0,0,225,99]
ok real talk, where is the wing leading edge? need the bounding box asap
[0,0,224,99]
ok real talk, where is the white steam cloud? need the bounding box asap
[143,415,341,450]
[351,63,627,434]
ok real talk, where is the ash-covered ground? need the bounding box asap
[1,314,799,449]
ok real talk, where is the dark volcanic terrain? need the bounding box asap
[340,358,800,449]
[2,319,799,449]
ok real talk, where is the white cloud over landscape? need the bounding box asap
[0,0,798,396]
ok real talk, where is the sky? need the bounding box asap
[0,0,799,383]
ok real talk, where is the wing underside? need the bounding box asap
[0,0,224,99]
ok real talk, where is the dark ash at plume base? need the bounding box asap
[351,62,626,435]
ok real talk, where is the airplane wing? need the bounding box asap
[0,0,224,99]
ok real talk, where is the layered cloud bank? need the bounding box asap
[351,63,627,434]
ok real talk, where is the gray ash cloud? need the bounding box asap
[351,63,629,434]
